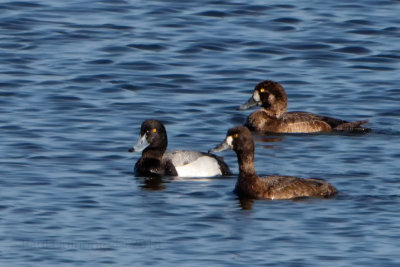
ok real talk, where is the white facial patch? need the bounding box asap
[268,94,275,104]
[253,90,260,102]
[226,136,233,146]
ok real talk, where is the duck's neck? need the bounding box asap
[142,147,165,161]
[262,99,287,118]
[262,108,283,118]
[235,148,257,178]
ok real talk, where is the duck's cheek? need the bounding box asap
[226,136,234,148]
[253,90,260,102]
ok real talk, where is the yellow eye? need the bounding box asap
[233,133,239,138]
[152,128,157,133]
[260,88,265,93]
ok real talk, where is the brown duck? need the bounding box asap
[210,126,337,200]
[238,80,369,133]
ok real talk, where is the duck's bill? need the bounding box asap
[237,95,260,110]
[209,139,231,153]
[128,134,149,153]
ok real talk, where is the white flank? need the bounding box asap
[175,156,221,177]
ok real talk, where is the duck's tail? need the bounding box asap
[334,120,370,133]
[305,178,338,199]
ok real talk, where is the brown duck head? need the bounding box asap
[238,80,288,118]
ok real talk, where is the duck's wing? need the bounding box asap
[283,112,369,133]
[278,112,333,132]
[260,175,337,199]
[164,150,204,166]
[163,150,229,177]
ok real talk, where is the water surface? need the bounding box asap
[1,0,400,266]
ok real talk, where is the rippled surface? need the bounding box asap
[1,0,400,265]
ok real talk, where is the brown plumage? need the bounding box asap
[210,126,337,200]
[239,80,370,134]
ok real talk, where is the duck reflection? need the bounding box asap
[138,176,170,191]
[253,134,284,149]
[238,196,255,210]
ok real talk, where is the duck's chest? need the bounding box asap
[246,111,279,132]
[135,158,165,177]
[235,177,265,199]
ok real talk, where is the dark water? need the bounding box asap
[1,0,400,265]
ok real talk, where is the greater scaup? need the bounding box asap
[238,80,370,133]
[129,119,231,177]
[210,126,337,200]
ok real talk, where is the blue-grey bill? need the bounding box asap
[129,134,149,153]
[237,96,260,110]
[209,140,230,153]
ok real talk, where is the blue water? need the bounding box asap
[1,0,400,266]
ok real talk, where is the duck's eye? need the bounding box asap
[233,133,239,138]
[260,88,265,93]
[152,128,157,133]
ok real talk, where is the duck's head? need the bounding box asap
[129,119,168,153]
[238,80,288,117]
[210,126,254,154]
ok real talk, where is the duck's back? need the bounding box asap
[164,150,204,166]
[246,111,331,133]
[283,112,369,132]
[259,175,337,199]
[247,110,368,133]
[279,112,334,133]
